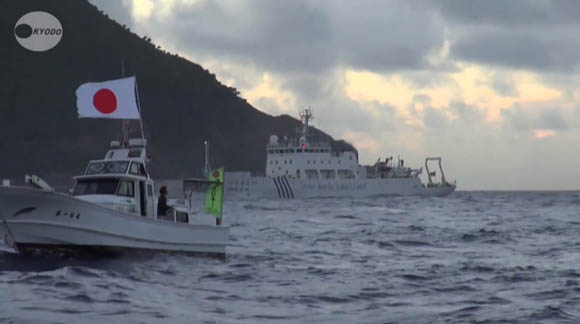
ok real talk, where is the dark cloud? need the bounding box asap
[128,0,446,74]
[501,105,569,132]
[489,75,519,97]
[282,73,331,104]
[451,28,580,72]
[432,1,580,27]
[162,1,337,73]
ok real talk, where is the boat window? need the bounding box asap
[73,178,120,196]
[86,161,129,175]
[128,149,142,158]
[129,162,146,175]
[117,180,135,197]
[147,184,153,196]
[306,169,319,179]
[321,169,336,179]
[297,149,303,153]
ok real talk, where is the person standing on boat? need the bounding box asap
[157,186,169,217]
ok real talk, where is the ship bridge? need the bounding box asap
[265,110,361,180]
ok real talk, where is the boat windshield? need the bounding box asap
[86,161,129,175]
[73,178,120,196]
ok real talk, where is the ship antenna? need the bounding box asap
[121,57,128,147]
[299,107,314,139]
[203,139,211,177]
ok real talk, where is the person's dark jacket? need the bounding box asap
[157,195,168,216]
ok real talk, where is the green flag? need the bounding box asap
[205,167,224,222]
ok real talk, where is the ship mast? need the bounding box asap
[298,108,314,144]
[203,139,211,177]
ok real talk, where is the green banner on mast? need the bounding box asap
[205,167,224,225]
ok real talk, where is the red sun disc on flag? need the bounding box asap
[93,88,117,114]
[213,170,220,178]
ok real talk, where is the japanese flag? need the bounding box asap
[76,76,141,119]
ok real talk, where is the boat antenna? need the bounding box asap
[299,107,313,139]
[203,139,211,177]
[121,57,128,147]
[134,79,146,140]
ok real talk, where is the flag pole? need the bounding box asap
[121,57,128,147]
[134,79,145,140]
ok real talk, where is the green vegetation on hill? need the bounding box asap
[0,0,355,184]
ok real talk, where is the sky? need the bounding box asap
[91,0,580,190]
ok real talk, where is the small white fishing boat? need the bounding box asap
[0,76,228,257]
[0,139,228,257]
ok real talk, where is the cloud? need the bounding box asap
[127,0,447,74]
[450,27,580,72]
[89,0,134,28]
[432,1,580,27]
[501,104,569,134]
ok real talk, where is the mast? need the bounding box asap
[203,140,211,177]
[298,107,313,144]
[121,57,127,146]
[121,56,145,147]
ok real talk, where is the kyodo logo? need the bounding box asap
[14,11,63,52]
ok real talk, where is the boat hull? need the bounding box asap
[0,186,228,257]
[225,172,455,199]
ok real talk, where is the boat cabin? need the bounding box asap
[72,139,157,218]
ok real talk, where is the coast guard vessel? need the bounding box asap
[225,109,455,198]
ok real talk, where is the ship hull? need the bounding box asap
[0,186,228,257]
[225,173,455,199]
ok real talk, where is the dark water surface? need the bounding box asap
[2,191,580,323]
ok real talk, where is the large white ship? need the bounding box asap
[225,109,456,198]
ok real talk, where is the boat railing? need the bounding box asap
[160,205,189,223]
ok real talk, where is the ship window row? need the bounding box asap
[306,160,342,165]
[270,160,293,165]
[270,158,350,166]
[269,149,331,154]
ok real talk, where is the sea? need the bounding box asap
[2,191,580,324]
